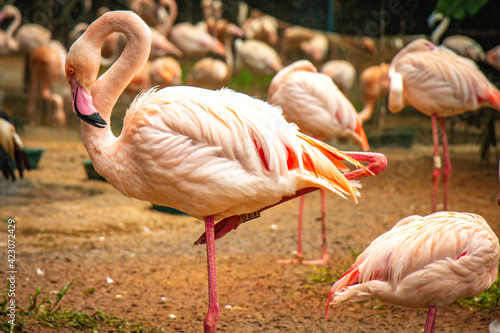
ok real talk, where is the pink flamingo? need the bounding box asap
[0,4,51,55]
[486,45,500,71]
[358,62,390,124]
[168,0,224,59]
[235,38,282,75]
[268,60,369,265]
[327,211,499,333]
[66,11,386,332]
[27,40,66,124]
[187,23,243,90]
[300,33,329,65]
[320,60,357,94]
[126,56,182,95]
[241,9,280,46]
[388,39,500,212]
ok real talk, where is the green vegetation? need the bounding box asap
[0,281,162,332]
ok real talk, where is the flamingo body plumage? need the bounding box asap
[388,39,500,117]
[328,211,499,332]
[388,39,500,212]
[268,60,369,151]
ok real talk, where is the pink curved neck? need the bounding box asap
[78,11,151,159]
[160,0,177,36]
[85,11,151,122]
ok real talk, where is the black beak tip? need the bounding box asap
[77,111,107,129]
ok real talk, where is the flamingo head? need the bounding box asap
[65,36,107,129]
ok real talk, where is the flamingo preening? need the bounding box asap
[268,60,369,264]
[388,39,500,213]
[66,10,387,333]
[327,211,499,333]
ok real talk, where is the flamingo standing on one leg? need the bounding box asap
[327,211,500,333]
[66,11,386,332]
[268,60,370,265]
[388,39,500,213]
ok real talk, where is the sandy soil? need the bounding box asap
[1,124,500,332]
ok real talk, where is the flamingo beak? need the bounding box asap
[69,76,107,128]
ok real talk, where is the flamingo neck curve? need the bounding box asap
[77,11,151,163]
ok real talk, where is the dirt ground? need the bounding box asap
[1,121,500,333]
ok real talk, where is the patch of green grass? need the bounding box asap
[306,266,338,285]
[457,269,500,312]
[306,247,361,285]
[0,281,162,332]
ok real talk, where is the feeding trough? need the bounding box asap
[367,129,416,149]
[82,160,106,181]
[15,147,45,169]
[152,204,187,215]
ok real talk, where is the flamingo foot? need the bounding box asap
[277,257,303,264]
[302,254,330,265]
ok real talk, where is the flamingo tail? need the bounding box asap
[297,133,368,203]
[325,265,361,318]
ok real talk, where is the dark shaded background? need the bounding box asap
[1,0,499,49]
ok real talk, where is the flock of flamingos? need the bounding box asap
[1,1,500,332]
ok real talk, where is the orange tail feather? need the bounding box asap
[355,117,370,151]
[487,86,500,111]
[297,133,369,202]
[326,265,360,317]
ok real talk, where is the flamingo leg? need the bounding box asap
[203,215,220,333]
[440,117,451,211]
[303,189,330,265]
[277,195,305,264]
[27,73,38,124]
[424,306,437,333]
[431,114,441,213]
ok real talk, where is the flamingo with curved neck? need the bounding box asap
[0,5,21,54]
[66,10,387,333]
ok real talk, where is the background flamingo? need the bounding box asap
[27,40,66,124]
[388,39,500,213]
[487,45,500,71]
[327,211,499,333]
[241,9,280,47]
[0,4,51,55]
[126,56,182,95]
[234,38,283,95]
[300,32,329,65]
[168,0,225,60]
[428,11,486,62]
[320,60,357,94]
[187,23,242,90]
[66,11,386,333]
[268,60,370,264]
[358,62,390,124]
